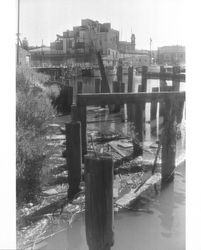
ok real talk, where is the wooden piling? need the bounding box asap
[141,66,148,92]
[159,66,167,117]
[111,81,121,113]
[133,67,146,142]
[172,66,181,91]
[127,66,133,92]
[117,64,123,84]
[161,98,177,183]
[127,66,135,122]
[85,155,114,250]
[151,87,159,121]
[71,104,79,122]
[133,102,144,142]
[66,122,82,199]
[77,105,87,160]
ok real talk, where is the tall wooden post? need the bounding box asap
[141,66,148,92]
[161,98,177,183]
[77,105,87,161]
[127,66,133,92]
[151,87,159,121]
[71,104,79,122]
[127,66,135,122]
[66,122,82,199]
[111,81,121,113]
[117,64,123,85]
[159,66,166,91]
[132,66,147,142]
[172,66,181,91]
[85,155,114,250]
[159,66,167,118]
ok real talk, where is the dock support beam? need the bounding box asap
[85,155,114,250]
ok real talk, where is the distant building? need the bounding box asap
[121,54,150,68]
[30,19,119,67]
[157,45,185,66]
[118,34,136,55]
[51,19,119,57]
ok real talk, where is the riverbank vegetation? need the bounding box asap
[16,66,55,205]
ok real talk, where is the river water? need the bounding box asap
[33,79,185,250]
[34,162,185,250]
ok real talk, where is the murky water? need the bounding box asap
[34,162,185,250]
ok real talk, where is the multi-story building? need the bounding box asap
[30,19,120,67]
[51,19,119,55]
[157,45,185,66]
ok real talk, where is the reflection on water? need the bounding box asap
[112,164,185,250]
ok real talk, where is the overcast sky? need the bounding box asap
[19,0,186,50]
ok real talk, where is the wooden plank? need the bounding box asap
[77,91,185,106]
[145,72,185,82]
[115,173,161,207]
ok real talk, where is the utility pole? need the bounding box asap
[17,0,20,65]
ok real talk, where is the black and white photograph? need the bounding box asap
[2,0,199,249]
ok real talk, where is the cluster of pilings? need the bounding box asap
[64,65,185,250]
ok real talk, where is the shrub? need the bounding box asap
[48,85,73,115]
[16,66,55,205]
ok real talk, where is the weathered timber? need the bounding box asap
[141,66,148,92]
[66,122,82,199]
[144,72,185,82]
[133,102,144,143]
[128,66,134,92]
[111,81,121,113]
[134,71,146,142]
[77,105,87,160]
[151,87,159,121]
[77,91,185,106]
[85,155,114,250]
[115,173,161,208]
[96,51,110,93]
[161,98,177,183]
[176,98,185,124]
[159,66,167,117]
[160,66,167,91]
[117,64,123,84]
[127,66,135,122]
[71,104,79,122]
[172,66,181,91]
[17,197,67,228]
